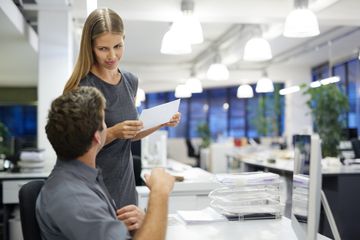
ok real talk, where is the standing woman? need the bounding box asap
[63,8,180,231]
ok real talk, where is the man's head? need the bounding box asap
[46,86,106,160]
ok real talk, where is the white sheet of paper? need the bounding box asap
[139,99,180,130]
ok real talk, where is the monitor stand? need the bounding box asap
[321,190,341,240]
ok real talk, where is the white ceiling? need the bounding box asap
[1,0,360,91]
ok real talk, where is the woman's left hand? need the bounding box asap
[116,205,145,231]
[162,112,181,127]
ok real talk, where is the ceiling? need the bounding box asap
[1,0,360,92]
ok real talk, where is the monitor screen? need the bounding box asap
[291,134,322,240]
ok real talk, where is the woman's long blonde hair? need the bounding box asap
[63,8,124,93]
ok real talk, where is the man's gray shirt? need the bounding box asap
[36,159,129,240]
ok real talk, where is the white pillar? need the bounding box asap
[37,1,73,170]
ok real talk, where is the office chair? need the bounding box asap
[351,139,360,159]
[133,155,143,186]
[185,138,200,167]
[19,180,45,240]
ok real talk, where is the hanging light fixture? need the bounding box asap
[237,84,254,98]
[136,88,146,102]
[160,25,192,55]
[185,75,203,93]
[160,0,203,54]
[243,30,272,62]
[175,84,192,98]
[207,54,229,81]
[135,98,142,107]
[171,0,203,44]
[135,88,146,107]
[320,76,340,85]
[283,0,320,38]
[256,71,274,93]
[279,85,300,95]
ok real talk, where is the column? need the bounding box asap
[37,0,73,170]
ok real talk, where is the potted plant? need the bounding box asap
[197,122,211,148]
[0,121,10,157]
[302,83,349,157]
[255,84,282,137]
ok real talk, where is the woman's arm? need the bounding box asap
[105,120,143,145]
[132,112,181,141]
[131,125,163,141]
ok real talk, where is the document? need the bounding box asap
[177,207,227,224]
[139,99,180,130]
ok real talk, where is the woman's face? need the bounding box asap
[92,32,124,71]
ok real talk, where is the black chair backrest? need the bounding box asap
[352,139,360,159]
[19,180,45,240]
[133,155,143,186]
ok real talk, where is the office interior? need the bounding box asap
[0,0,360,239]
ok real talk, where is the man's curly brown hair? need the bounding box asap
[46,87,106,159]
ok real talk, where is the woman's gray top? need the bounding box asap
[80,70,138,208]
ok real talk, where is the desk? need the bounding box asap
[240,156,360,175]
[0,171,50,240]
[138,160,220,213]
[234,156,360,240]
[167,216,330,240]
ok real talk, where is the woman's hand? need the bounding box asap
[116,205,145,231]
[110,120,143,139]
[162,112,181,127]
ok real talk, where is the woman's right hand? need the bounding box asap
[109,120,143,140]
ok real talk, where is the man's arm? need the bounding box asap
[133,168,175,240]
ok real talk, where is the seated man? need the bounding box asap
[36,86,174,240]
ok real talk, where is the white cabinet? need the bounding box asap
[2,180,31,204]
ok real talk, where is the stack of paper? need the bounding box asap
[216,172,280,186]
[210,172,282,220]
[18,149,45,173]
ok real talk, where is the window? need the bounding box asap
[0,105,37,153]
[143,85,285,139]
[0,105,37,137]
[208,89,228,139]
[228,87,246,137]
[312,58,360,135]
[188,92,208,138]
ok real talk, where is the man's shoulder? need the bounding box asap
[41,169,93,200]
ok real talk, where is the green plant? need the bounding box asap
[302,83,349,157]
[255,85,282,137]
[197,122,211,148]
[255,95,268,136]
[0,121,10,156]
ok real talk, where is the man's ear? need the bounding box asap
[94,131,101,145]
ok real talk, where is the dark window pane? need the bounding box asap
[247,95,259,138]
[189,92,208,138]
[0,105,37,137]
[145,92,167,108]
[208,88,228,139]
[229,87,246,138]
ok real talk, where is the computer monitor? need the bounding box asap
[291,134,322,240]
[141,130,167,167]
